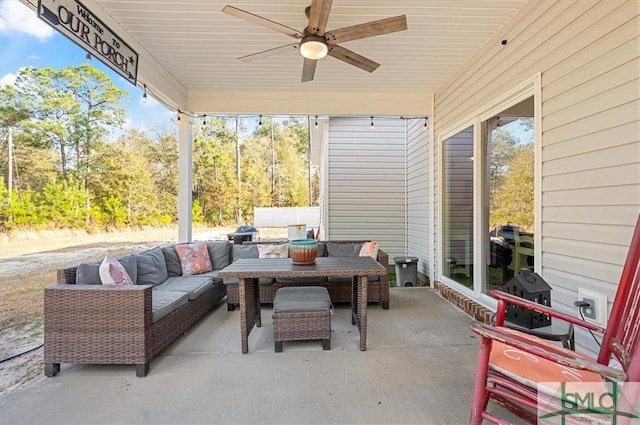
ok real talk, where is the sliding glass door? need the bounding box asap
[441,94,536,295]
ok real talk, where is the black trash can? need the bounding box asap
[227,225,259,244]
[394,256,419,287]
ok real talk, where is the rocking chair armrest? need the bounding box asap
[490,289,605,333]
[469,322,627,381]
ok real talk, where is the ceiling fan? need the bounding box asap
[222,1,407,82]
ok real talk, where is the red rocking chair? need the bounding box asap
[469,214,640,424]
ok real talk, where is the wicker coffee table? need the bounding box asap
[218,257,386,353]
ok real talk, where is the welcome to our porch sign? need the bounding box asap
[37,0,138,85]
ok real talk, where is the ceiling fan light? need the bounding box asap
[300,35,328,60]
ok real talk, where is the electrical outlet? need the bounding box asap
[577,288,607,326]
[581,296,596,320]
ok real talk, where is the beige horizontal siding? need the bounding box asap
[407,119,431,278]
[433,0,639,354]
[327,117,407,260]
[543,121,638,160]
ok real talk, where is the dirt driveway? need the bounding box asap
[0,227,246,276]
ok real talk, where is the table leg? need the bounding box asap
[350,275,369,351]
[359,276,368,351]
[252,277,261,328]
[239,277,260,354]
[351,276,358,325]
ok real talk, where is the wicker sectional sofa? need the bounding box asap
[45,242,230,377]
[45,239,388,377]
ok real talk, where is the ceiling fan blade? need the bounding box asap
[222,5,303,39]
[238,43,299,62]
[301,58,318,82]
[327,44,380,73]
[325,15,407,44]
[307,0,333,35]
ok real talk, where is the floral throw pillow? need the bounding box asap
[359,241,379,259]
[99,256,134,286]
[257,243,289,259]
[176,242,213,276]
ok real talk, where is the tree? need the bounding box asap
[488,127,518,206]
[491,144,534,229]
[193,117,238,225]
[129,129,179,221]
[5,65,127,225]
[90,139,166,227]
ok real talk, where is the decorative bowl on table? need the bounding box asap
[289,239,318,265]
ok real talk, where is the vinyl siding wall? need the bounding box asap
[406,119,431,280]
[433,0,640,352]
[327,117,407,262]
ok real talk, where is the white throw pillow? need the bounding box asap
[257,243,289,258]
[99,256,134,285]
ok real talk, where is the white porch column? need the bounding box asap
[178,114,193,243]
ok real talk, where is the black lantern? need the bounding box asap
[504,270,552,329]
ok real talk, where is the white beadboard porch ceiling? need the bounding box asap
[43,0,530,115]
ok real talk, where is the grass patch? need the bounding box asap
[0,248,146,331]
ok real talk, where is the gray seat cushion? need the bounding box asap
[197,270,224,285]
[154,276,213,300]
[273,286,331,312]
[151,290,189,322]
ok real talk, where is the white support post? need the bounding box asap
[178,114,193,243]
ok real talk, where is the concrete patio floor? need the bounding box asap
[0,288,497,425]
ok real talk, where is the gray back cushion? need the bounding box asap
[232,244,258,261]
[76,255,137,285]
[326,242,362,257]
[76,262,101,285]
[117,255,138,283]
[316,242,326,257]
[207,241,231,269]
[162,246,182,277]
[136,247,168,286]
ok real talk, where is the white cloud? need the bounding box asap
[0,0,54,40]
[0,72,16,87]
[27,54,41,60]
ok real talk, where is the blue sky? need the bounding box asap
[0,0,173,134]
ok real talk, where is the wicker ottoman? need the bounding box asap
[272,286,332,352]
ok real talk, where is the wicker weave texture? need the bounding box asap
[273,310,331,342]
[44,280,226,376]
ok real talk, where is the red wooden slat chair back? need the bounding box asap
[469,214,640,424]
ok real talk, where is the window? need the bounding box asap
[483,97,535,294]
[442,126,474,288]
